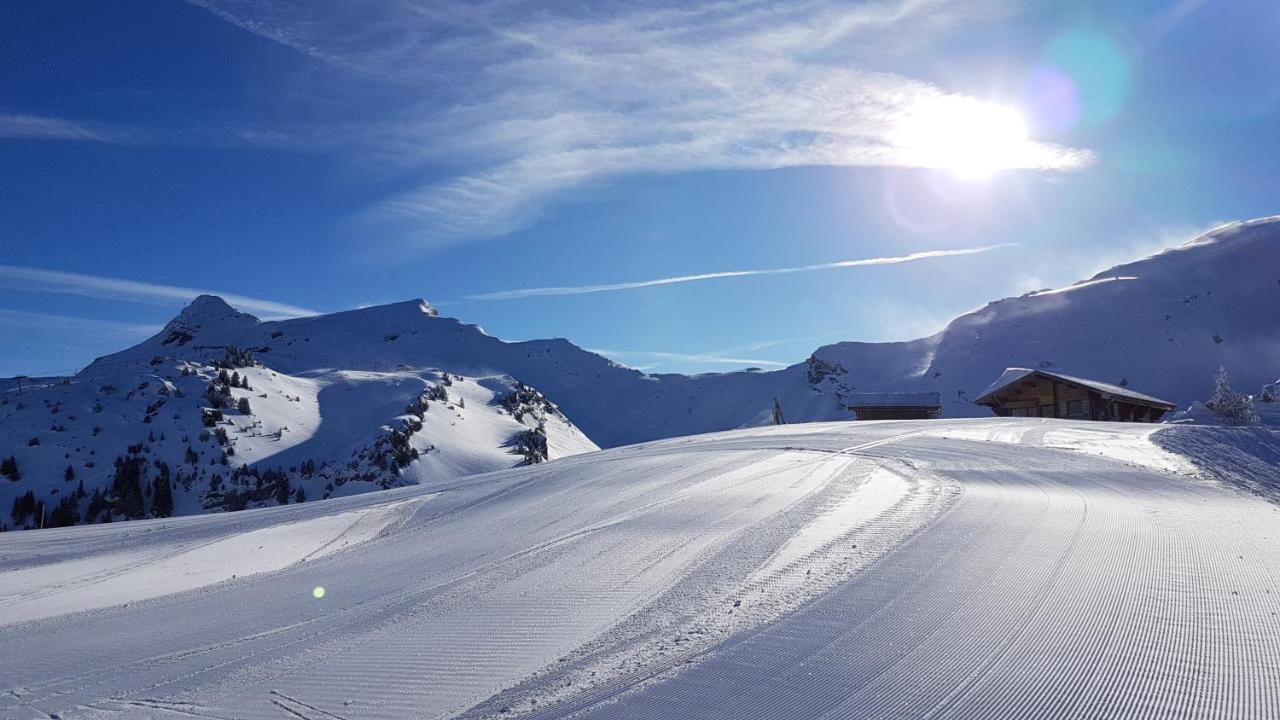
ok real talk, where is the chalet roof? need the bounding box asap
[847,392,941,408]
[975,368,1176,410]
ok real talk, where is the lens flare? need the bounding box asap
[313,586,326,599]
[1042,30,1131,125]
[1025,64,1081,132]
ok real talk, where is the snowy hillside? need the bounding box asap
[149,219,1280,444]
[2,418,1276,719]
[0,300,595,529]
[2,217,1276,526]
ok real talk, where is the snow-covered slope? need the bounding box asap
[2,218,1276,526]
[91,219,1280,448]
[0,301,596,529]
[833,216,1280,417]
[2,418,1276,719]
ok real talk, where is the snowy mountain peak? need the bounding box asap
[175,294,258,325]
[160,294,259,345]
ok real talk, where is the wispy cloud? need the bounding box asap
[0,114,132,144]
[0,112,316,150]
[464,244,1013,301]
[0,308,163,336]
[590,349,789,369]
[0,265,318,318]
[188,0,1093,246]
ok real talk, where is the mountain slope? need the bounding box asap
[0,310,597,529]
[2,217,1276,527]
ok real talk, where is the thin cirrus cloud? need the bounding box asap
[187,0,1095,247]
[0,114,129,144]
[0,264,318,318]
[0,308,162,336]
[464,245,1014,301]
[589,349,790,369]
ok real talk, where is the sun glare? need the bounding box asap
[893,98,1032,180]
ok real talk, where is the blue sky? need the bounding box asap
[3,0,1278,376]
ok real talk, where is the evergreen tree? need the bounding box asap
[10,490,36,525]
[64,465,75,482]
[1207,366,1256,425]
[237,396,252,414]
[275,475,292,505]
[153,467,174,518]
[111,455,146,519]
[86,487,105,522]
[47,495,80,528]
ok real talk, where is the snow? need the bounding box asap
[0,496,424,626]
[2,417,1276,719]
[919,418,1196,474]
[1153,423,1280,501]
[1027,275,1137,296]
[0,358,597,528]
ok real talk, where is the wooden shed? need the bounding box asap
[847,392,942,421]
[974,368,1176,423]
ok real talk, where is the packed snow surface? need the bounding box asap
[3,417,1277,719]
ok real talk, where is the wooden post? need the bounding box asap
[1052,380,1061,419]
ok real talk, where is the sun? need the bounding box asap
[892,98,1032,180]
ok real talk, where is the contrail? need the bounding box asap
[464,245,1015,301]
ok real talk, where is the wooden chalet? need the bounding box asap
[975,368,1176,423]
[847,392,942,421]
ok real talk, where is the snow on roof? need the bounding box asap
[847,392,941,407]
[975,368,1176,409]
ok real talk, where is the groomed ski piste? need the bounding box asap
[1,418,1278,719]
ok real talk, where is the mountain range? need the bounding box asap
[2,217,1277,528]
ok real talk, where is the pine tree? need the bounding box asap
[111,455,146,519]
[237,396,251,414]
[47,495,80,528]
[1,456,20,481]
[1207,366,1256,425]
[275,475,292,505]
[153,467,174,518]
[64,465,75,482]
[86,487,105,522]
[10,490,36,525]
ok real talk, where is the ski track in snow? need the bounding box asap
[1,418,1278,719]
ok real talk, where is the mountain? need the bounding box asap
[805,216,1280,418]
[2,217,1277,528]
[0,300,597,529]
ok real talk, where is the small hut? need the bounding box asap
[847,392,942,421]
[975,368,1175,423]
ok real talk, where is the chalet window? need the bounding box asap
[1065,399,1086,416]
